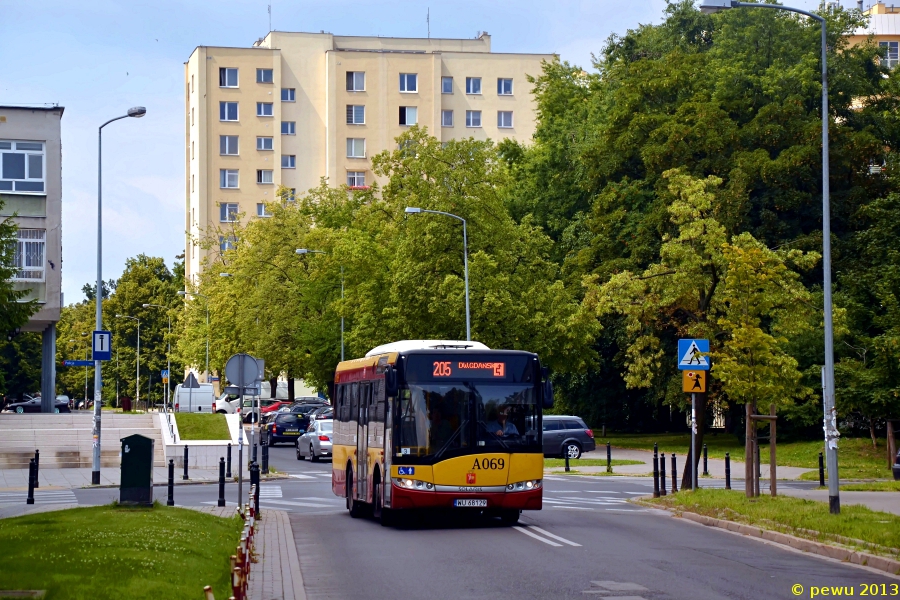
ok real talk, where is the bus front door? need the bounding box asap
[357,382,370,503]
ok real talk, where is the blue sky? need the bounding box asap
[1,0,825,304]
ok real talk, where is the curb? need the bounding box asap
[636,499,900,576]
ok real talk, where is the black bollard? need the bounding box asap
[606,442,612,473]
[262,439,269,475]
[564,452,570,472]
[671,453,678,493]
[34,449,39,489]
[218,457,226,507]
[818,452,825,487]
[659,454,667,496]
[26,459,35,505]
[167,459,175,506]
[250,462,261,518]
[725,452,731,490]
[183,445,189,481]
[226,443,232,479]
[652,446,660,498]
[703,443,708,476]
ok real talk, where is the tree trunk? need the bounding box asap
[269,376,278,399]
[680,391,708,491]
[287,374,295,401]
[869,418,878,450]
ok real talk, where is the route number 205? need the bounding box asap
[433,361,452,377]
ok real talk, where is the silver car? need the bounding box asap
[296,419,333,462]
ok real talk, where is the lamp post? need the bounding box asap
[404,207,471,341]
[699,0,839,513]
[295,248,344,361]
[115,314,140,411]
[177,291,210,382]
[144,304,171,410]
[91,105,146,485]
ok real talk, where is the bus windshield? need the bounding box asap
[396,382,540,460]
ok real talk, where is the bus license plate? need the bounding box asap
[454,499,487,508]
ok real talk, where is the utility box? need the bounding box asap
[120,434,154,506]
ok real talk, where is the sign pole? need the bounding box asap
[691,392,697,491]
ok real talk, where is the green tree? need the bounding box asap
[0,199,39,333]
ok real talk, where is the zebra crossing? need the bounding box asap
[0,490,78,505]
[288,472,333,481]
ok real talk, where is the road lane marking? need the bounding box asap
[288,474,315,480]
[512,526,562,547]
[550,506,592,510]
[294,496,343,503]
[527,526,582,547]
[259,485,282,498]
[259,499,334,508]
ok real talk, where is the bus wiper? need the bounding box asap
[433,420,467,460]
[477,420,509,449]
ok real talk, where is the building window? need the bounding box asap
[281,121,296,135]
[219,67,238,88]
[220,135,239,155]
[220,169,239,188]
[346,138,366,158]
[442,77,453,94]
[219,102,238,121]
[0,140,45,193]
[399,106,418,126]
[497,111,513,128]
[219,235,237,252]
[881,41,899,69]
[281,155,296,168]
[399,73,418,93]
[256,102,274,117]
[346,105,365,125]
[257,169,274,184]
[289,188,297,201]
[12,229,45,282]
[256,203,272,217]
[466,110,482,128]
[257,137,274,151]
[191,74,194,92]
[220,203,239,222]
[281,88,296,101]
[441,110,454,127]
[257,68,274,83]
[498,78,513,95]
[347,171,366,188]
[346,71,365,91]
[466,77,482,95]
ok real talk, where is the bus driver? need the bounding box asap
[486,406,520,438]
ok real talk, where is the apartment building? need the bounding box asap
[184,31,554,282]
[850,2,900,66]
[0,105,63,408]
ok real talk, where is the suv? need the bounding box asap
[541,415,595,459]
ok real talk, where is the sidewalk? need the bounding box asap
[248,509,306,600]
[779,489,900,516]
[0,466,222,491]
[556,448,816,480]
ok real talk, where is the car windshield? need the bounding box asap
[293,405,320,414]
[395,383,539,461]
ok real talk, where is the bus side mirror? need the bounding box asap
[542,379,554,409]
[385,367,398,398]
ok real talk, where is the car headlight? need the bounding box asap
[392,478,434,490]
[506,479,541,492]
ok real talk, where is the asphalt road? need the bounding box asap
[8,444,897,600]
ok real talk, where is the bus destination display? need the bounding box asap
[433,361,505,379]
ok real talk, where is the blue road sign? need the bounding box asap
[92,330,112,361]
[161,369,169,378]
[62,360,93,367]
[678,339,710,370]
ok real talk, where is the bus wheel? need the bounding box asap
[499,509,521,526]
[346,469,363,518]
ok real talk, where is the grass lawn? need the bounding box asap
[649,488,900,555]
[604,433,892,480]
[549,470,651,477]
[0,504,243,599]
[840,480,900,492]
[175,413,231,440]
[544,458,644,468]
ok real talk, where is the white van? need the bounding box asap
[174,383,215,413]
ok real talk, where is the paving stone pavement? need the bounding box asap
[0,466,224,491]
[249,509,307,600]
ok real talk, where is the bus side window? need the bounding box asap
[350,383,359,424]
[336,384,345,422]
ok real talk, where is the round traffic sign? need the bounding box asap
[225,353,259,388]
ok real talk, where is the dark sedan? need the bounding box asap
[266,413,305,446]
[3,395,71,414]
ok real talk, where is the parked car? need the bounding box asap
[173,383,215,412]
[3,394,71,414]
[293,395,325,404]
[296,419,333,462]
[214,393,240,414]
[893,448,900,481]
[266,413,305,446]
[241,398,284,423]
[260,400,293,415]
[309,406,333,421]
[539,415,595,459]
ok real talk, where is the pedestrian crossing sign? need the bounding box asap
[683,371,706,393]
[677,339,709,370]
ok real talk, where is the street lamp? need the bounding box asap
[115,314,140,411]
[405,207,471,341]
[178,291,210,382]
[296,248,345,361]
[92,105,146,485]
[144,304,171,409]
[698,0,839,513]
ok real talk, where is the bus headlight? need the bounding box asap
[506,479,541,492]
[393,478,434,491]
